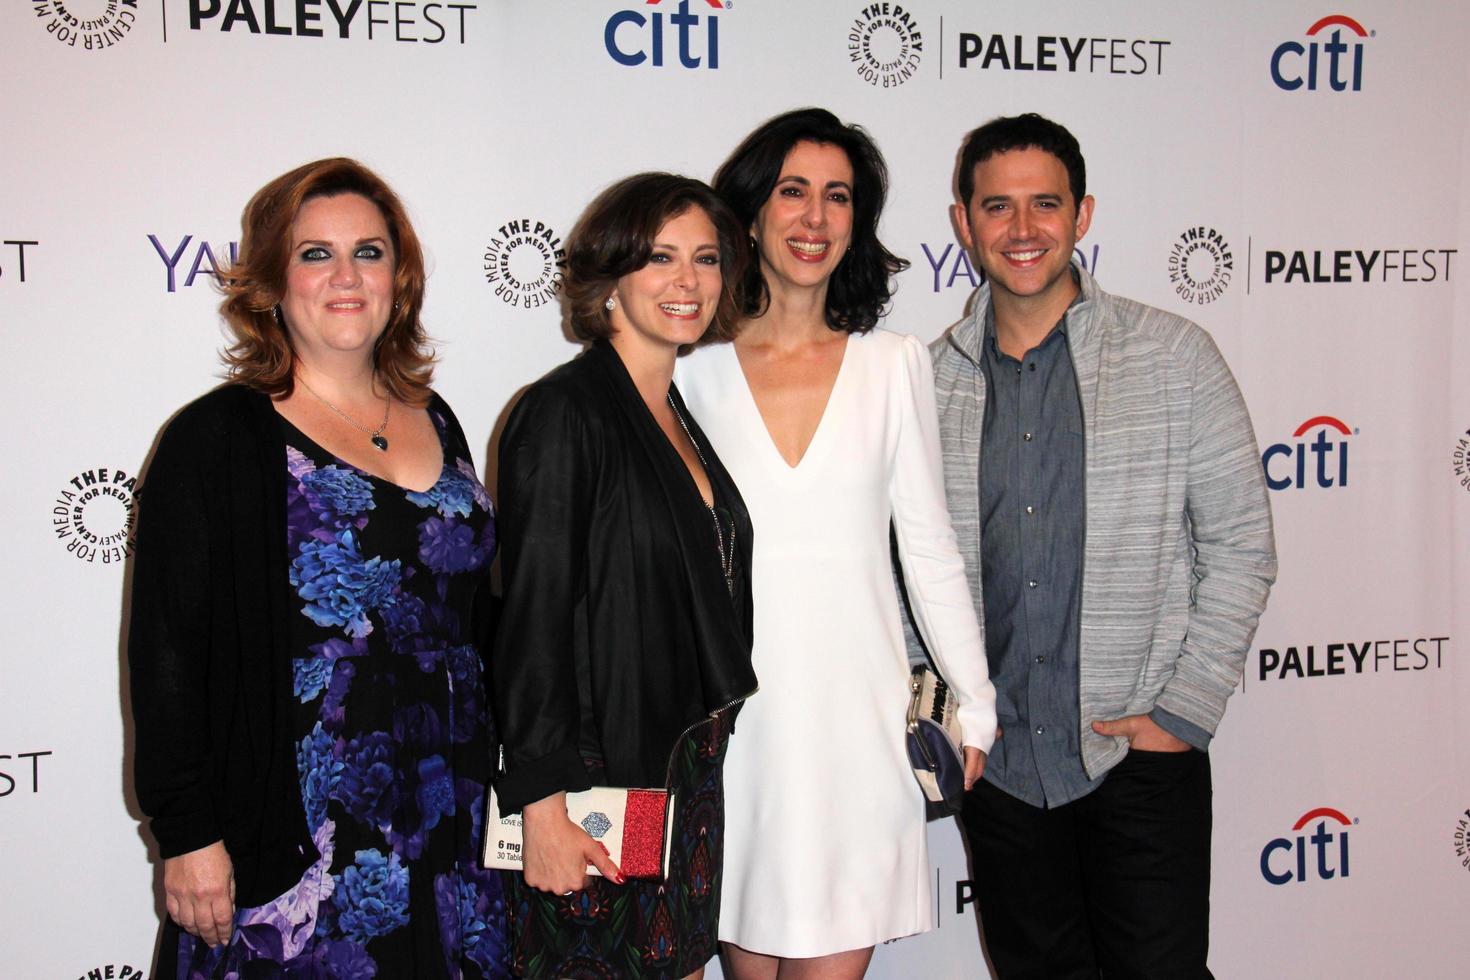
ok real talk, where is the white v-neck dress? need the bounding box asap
[675,329,997,957]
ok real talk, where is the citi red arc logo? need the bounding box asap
[607,0,723,68]
[1260,807,1355,884]
[1271,14,1371,91]
[1262,416,1354,491]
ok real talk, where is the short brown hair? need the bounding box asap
[564,173,747,346]
[219,158,434,404]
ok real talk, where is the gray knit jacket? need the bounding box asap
[918,263,1277,780]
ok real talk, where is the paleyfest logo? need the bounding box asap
[32,0,139,49]
[848,3,923,88]
[1,239,38,284]
[0,749,53,797]
[186,0,478,43]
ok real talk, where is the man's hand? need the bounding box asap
[163,840,235,947]
[1092,714,1192,752]
[963,746,987,790]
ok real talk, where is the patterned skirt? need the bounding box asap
[508,714,731,980]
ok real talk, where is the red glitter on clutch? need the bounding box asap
[620,789,671,878]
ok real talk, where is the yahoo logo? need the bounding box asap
[149,234,239,293]
[919,241,1100,293]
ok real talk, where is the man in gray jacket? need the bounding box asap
[928,114,1276,978]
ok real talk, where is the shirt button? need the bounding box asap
[1035,654,1045,663]
[1029,363,1037,371]
[1015,366,1022,376]
[1025,505,1035,515]
[1035,725,1046,735]
[1027,579,1038,589]
[1023,432,1033,442]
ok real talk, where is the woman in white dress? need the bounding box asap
[676,108,998,979]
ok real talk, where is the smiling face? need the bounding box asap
[279,192,396,366]
[751,140,855,296]
[954,146,1094,317]
[607,206,724,357]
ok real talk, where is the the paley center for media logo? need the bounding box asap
[52,466,138,565]
[1454,427,1470,497]
[484,218,566,309]
[847,3,923,88]
[32,0,140,50]
[1167,227,1232,305]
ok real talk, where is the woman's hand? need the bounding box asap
[963,746,987,791]
[522,792,624,893]
[163,840,235,947]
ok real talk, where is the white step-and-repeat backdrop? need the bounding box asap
[4,2,1468,977]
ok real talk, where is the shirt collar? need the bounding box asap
[982,269,1083,362]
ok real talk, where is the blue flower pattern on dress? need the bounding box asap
[176,411,506,980]
[290,530,402,638]
[333,848,411,943]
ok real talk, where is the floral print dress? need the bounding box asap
[173,411,509,980]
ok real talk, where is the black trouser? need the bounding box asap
[960,749,1213,980]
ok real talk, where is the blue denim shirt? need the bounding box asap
[977,302,1102,808]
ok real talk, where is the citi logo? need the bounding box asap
[1271,14,1371,92]
[605,0,724,69]
[1262,415,1354,491]
[1260,807,1355,885]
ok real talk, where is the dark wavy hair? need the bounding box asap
[713,107,908,335]
[564,172,747,347]
[957,113,1087,209]
[218,157,434,405]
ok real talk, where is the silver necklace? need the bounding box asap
[668,393,734,594]
[296,375,391,452]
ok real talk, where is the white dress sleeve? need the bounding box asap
[888,332,998,752]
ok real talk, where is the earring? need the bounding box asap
[605,297,616,311]
[273,304,285,326]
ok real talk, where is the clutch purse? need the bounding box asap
[906,664,966,814]
[482,783,677,880]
